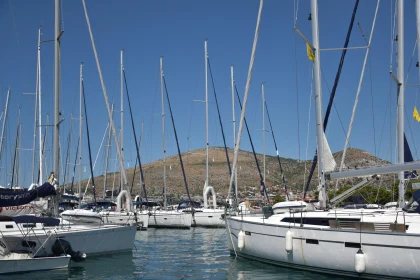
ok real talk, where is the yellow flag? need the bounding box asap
[414,106,420,122]
[306,43,315,61]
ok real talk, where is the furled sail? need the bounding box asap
[404,133,418,179]
[0,183,56,207]
[322,132,337,172]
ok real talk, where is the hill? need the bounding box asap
[74,147,394,200]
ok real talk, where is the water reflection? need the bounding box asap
[1,228,349,279]
[228,254,351,280]
[68,251,135,279]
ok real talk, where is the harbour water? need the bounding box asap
[2,228,344,279]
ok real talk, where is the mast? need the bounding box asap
[397,0,405,208]
[38,27,43,184]
[231,66,238,204]
[205,40,209,192]
[103,104,113,198]
[262,83,266,187]
[82,0,128,186]
[53,0,61,216]
[11,108,21,189]
[78,63,83,208]
[17,108,21,188]
[63,115,72,188]
[45,113,49,182]
[32,27,41,184]
[120,49,124,193]
[160,57,167,210]
[310,0,327,208]
[139,120,144,190]
[265,100,290,201]
[0,89,11,161]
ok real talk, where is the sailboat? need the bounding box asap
[97,50,149,229]
[182,41,226,227]
[225,1,420,279]
[1,0,137,257]
[148,57,192,229]
[0,216,72,274]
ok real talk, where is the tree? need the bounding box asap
[273,194,285,204]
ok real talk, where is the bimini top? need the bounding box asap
[0,215,60,226]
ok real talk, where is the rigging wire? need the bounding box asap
[82,81,97,203]
[186,63,203,155]
[207,57,236,200]
[303,65,314,194]
[123,69,148,203]
[70,138,79,193]
[162,75,193,204]
[320,67,349,139]
[235,85,270,202]
[145,68,159,165]
[303,0,360,198]
[294,32,301,161]
[403,39,419,159]
[335,0,380,192]
[265,100,289,200]
[294,0,302,161]
[358,22,378,159]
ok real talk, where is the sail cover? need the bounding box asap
[322,132,337,172]
[404,134,418,179]
[0,183,56,207]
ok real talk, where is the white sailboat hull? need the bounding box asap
[102,212,149,230]
[61,209,103,224]
[226,215,420,279]
[148,211,192,229]
[191,209,225,227]
[3,224,136,256]
[0,255,70,274]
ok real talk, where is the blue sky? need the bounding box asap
[0,0,419,189]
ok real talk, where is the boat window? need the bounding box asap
[21,223,36,228]
[306,239,319,245]
[5,225,13,229]
[345,242,360,248]
[280,217,360,227]
[245,231,251,236]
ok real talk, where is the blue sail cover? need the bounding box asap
[0,183,56,207]
[10,215,60,226]
[404,134,418,179]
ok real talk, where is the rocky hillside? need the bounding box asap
[74,147,395,199]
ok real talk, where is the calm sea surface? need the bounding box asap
[2,228,346,280]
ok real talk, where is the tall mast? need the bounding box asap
[82,0,128,186]
[45,113,49,182]
[32,27,41,184]
[205,40,209,189]
[78,63,83,208]
[103,104,113,198]
[53,0,61,216]
[17,108,21,188]
[38,27,43,184]
[310,0,327,208]
[0,89,11,161]
[139,120,144,190]
[231,65,238,203]
[160,57,167,210]
[120,49,124,192]
[11,108,21,189]
[397,0,405,208]
[63,115,72,188]
[262,83,266,186]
